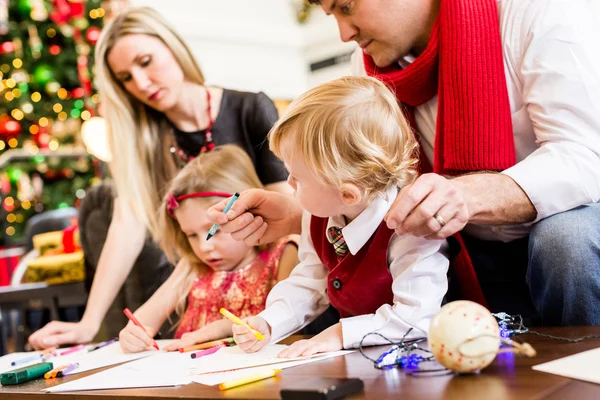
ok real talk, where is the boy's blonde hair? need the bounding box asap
[95,6,205,239]
[158,145,263,316]
[269,76,418,200]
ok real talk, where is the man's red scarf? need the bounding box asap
[364,0,515,306]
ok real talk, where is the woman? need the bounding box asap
[28,7,288,349]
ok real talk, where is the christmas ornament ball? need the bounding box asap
[45,81,61,95]
[428,301,500,373]
[0,116,21,138]
[86,26,101,44]
[33,64,55,85]
[16,0,34,16]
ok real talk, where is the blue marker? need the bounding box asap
[11,353,43,367]
[206,192,240,240]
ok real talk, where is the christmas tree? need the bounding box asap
[0,0,108,244]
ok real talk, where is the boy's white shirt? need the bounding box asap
[259,186,449,348]
[352,0,600,243]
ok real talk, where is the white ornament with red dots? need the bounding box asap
[428,300,501,373]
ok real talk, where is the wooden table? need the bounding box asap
[1,328,600,399]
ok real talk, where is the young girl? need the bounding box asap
[119,145,298,353]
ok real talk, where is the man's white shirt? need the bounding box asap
[259,186,449,347]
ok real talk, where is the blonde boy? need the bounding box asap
[232,76,449,357]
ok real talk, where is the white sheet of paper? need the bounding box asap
[44,345,353,392]
[0,340,171,376]
[187,345,349,375]
[532,347,600,384]
[190,350,353,386]
[44,351,192,393]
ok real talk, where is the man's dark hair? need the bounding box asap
[308,0,321,4]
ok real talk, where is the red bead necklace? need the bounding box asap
[170,88,215,162]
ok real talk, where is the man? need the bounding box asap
[209,0,600,325]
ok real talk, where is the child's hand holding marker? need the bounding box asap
[119,321,157,353]
[119,308,159,353]
[229,315,271,353]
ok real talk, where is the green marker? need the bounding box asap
[206,192,240,240]
[1,362,53,385]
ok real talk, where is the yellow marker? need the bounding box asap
[220,308,264,341]
[219,369,281,391]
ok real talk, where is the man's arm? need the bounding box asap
[453,173,536,225]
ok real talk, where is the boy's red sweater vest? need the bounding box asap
[310,216,395,318]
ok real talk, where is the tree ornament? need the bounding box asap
[86,26,101,44]
[59,24,73,37]
[0,116,21,138]
[0,172,11,194]
[11,69,29,84]
[12,37,24,58]
[0,41,14,54]
[28,25,43,58]
[16,0,33,17]
[33,64,54,85]
[45,81,60,95]
[6,168,23,183]
[73,17,88,30]
[31,0,48,21]
[428,301,536,373]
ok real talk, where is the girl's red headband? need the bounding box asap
[166,191,232,218]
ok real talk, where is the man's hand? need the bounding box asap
[386,173,469,240]
[278,323,343,358]
[207,189,302,246]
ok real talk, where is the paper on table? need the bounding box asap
[191,350,353,386]
[187,345,351,375]
[44,351,193,393]
[0,340,171,376]
[532,347,600,384]
[68,341,171,374]
[44,345,353,392]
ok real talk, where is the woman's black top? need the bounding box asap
[172,89,287,185]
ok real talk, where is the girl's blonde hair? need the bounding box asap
[95,6,205,239]
[269,76,418,201]
[158,144,263,316]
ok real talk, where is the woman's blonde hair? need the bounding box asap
[95,6,205,238]
[158,144,263,316]
[269,76,418,201]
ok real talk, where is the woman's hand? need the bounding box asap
[28,321,98,350]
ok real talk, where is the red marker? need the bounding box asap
[123,308,159,350]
